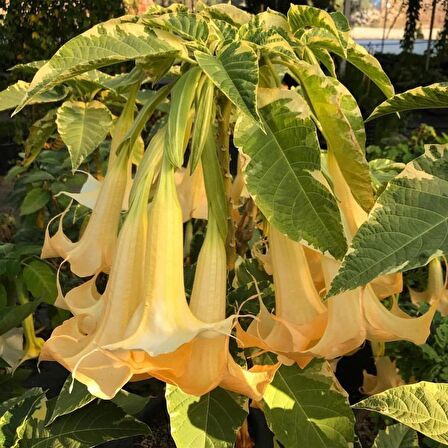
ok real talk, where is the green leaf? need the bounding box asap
[0,388,46,448]
[0,301,42,336]
[20,188,50,216]
[263,358,355,448]
[166,385,248,448]
[344,39,394,99]
[56,100,113,169]
[369,159,405,193]
[14,20,179,113]
[191,78,215,173]
[372,424,419,448]
[23,109,57,167]
[292,61,374,211]
[288,5,341,42]
[111,390,148,416]
[20,400,150,448]
[23,260,57,304]
[166,67,202,167]
[195,42,261,126]
[354,382,448,445]
[234,93,347,259]
[0,81,66,112]
[46,378,95,426]
[368,82,448,121]
[303,30,394,98]
[328,144,448,296]
[331,12,350,32]
[165,12,209,42]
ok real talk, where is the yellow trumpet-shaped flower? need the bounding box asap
[102,159,233,357]
[41,140,236,398]
[237,226,328,367]
[41,92,137,278]
[361,356,404,395]
[141,213,277,400]
[237,233,366,365]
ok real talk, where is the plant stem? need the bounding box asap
[216,95,236,270]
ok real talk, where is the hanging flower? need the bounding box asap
[41,92,137,277]
[361,356,404,395]
[139,212,277,400]
[237,230,365,365]
[41,141,238,398]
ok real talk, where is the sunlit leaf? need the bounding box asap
[0,81,66,112]
[56,100,113,169]
[0,388,46,448]
[368,82,448,121]
[292,61,374,211]
[195,42,261,126]
[15,20,179,112]
[234,93,346,259]
[354,382,448,444]
[329,144,448,296]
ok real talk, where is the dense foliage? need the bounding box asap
[0,3,448,447]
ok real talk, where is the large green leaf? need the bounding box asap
[302,29,393,98]
[263,359,355,448]
[23,260,57,305]
[354,382,448,444]
[372,424,419,448]
[288,5,340,42]
[328,144,448,296]
[0,388,46,448]
[368,82,448,121]
[14,20,179,113]
[195,41,261,126]
[166,67,202,167]
[20,188,50,216]
[0,81,66,112]
[46,379,96,426]
[20,399,150,448]
[344,39,394,98]
[166,385,247,448]
[234,93,346,259]
[292,61,374,211]
[56,100,113,169]
[165,12,209,42]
